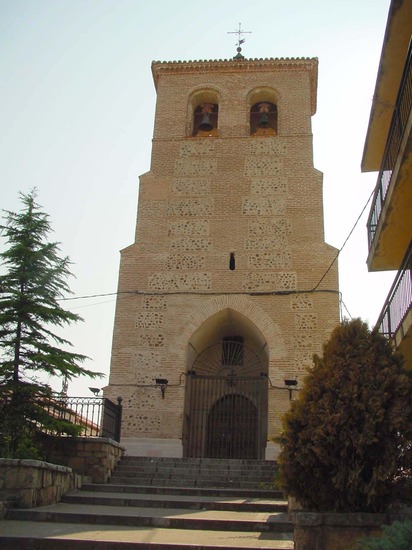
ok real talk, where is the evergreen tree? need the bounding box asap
[0,190,100,458]
[277,318,412,513]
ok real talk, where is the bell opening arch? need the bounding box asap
[183,308,269,459]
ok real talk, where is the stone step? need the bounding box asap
[114,465,277,476]
[82,483,284,499]
[119,457,276,466]
[108,477,276,489]
[0,520,294,549]
[113,467,275,476]
[113,471,277,484]
[7,502,292,533]
[62,490,288,513]
[115,467,277,474]
[0,458,291,549]
[109,474,276,484]
[109,457,278,490]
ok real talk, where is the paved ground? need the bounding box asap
[0,518,294,548]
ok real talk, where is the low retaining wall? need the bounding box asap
[0,459,80,510]
[293,511,412,550]
[0,437,125,515]
[43,435,125,483]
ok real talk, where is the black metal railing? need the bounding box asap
[375,241,412,339]
[367,40,412,249]
[43,396,123,442]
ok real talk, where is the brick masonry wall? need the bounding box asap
[106,58,340,450]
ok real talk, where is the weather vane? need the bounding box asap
[227,23,252,59]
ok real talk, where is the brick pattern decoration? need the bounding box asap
[106,58,340,450]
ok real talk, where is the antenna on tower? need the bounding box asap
[227,23,252,59]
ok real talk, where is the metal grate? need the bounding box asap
[184,374,267,459]
[184,340,267,459]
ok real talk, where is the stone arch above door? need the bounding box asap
[179,295,286,365]
[182,302,271,459]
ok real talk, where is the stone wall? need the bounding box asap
[43,436,125,483]
[293,511,412,550]
[0,459,80,511]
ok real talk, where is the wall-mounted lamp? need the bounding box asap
[284,379,298,400]
[155,378,169,399]
[89,387,101,396]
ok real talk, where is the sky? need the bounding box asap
[0,0,395,396]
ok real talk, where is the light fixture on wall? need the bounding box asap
[155,378,169,399]
[284,379,298,400]
[89,387,101,396]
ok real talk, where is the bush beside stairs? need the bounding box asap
[0,456,294,549]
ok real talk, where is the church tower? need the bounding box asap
[106,52,340,459]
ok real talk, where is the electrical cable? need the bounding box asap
[311,187,375,291]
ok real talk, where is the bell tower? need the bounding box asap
[106,54,340,459]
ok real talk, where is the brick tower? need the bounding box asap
[106,53,340,459]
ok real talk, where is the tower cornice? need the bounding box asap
[151,57,318,115]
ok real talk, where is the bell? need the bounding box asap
[257,102,271,128]
[199,113,213,131]
[258,112,270,128]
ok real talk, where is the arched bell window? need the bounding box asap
[250,102,277,136]
[193,103,219,136]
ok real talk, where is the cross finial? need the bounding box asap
[227,23,252,59]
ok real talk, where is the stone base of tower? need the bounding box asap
[265,442,281,461]
[121,437,183,458]
[120,437,281,460]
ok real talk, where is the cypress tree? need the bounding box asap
[277,318,412,512]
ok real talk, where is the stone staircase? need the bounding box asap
[0,456,294,549]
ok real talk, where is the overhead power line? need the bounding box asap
[59,187,375,304]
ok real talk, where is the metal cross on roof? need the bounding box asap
[227,23,252,58]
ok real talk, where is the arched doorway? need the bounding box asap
[183,310,269,459]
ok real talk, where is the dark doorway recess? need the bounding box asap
[206,393,258,459]
[183,339,268,459]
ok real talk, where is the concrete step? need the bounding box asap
[109,457,278,490]
[82,483,284,499]
[6,502,292,532]
[0,520,294,549]
[115,463,277,475]
[119,458,276,466]
[114,466,277,478]
[0,458,291,549]
[108,477,276,489]
[112,473,277,485]
[62,490,288,513]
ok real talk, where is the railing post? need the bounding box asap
[115,396,123,443]
[386,306,392,339]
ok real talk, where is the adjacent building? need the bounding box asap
[362,0,412,369]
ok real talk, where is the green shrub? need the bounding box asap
[277,319,412,512]
[352,520,412,549]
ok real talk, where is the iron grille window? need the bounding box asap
[222,336,244,366]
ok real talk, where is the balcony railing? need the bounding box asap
[43,395,123,442]
[376,241,412,339]
[367,40,412,250]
